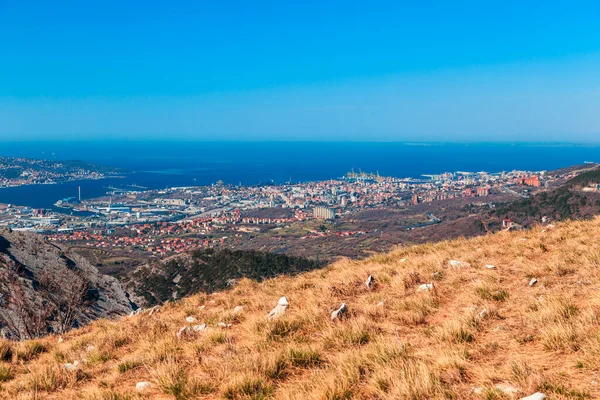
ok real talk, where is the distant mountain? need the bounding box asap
[0,229,133,340]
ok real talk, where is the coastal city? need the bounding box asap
[0,156,121,188]
[0,166,588,258]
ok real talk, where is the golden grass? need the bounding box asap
[3,218,600,399]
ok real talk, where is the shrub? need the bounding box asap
[0,363,13,382]
[223,376,273,400]
[288,347,323,368]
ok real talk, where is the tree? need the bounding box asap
[37,266,88,335]
[0,262,53,340]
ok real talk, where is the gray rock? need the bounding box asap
[529,278,538,287]
[449,260,470,269]
[520,393,545,400]
[268,297,289,320]
[495,383,519,396]
[63,360,79,371]
[136,382,152,392]
[233,305,244,314]
[365,275,374,289]
[331,303,348,321]
[417,283,435,292]
[0,229,133,340]
[176,326,187,339]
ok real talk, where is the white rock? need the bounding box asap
[331,303,348,321]
[478,308,488,319]
[399,258,407,263]
[485,264,496,269]
[520,393,545,400]
[63,360,79,371]
[86,345,95,352]
[233,305,244,314]
[57,336,63,343]
[495,383,519,396]
[217,322,232,328]
[136,381,152,392]
[186,316,197,323]
[176,326,187,339]
[199,305,206,310]
[376,301,384,307]
[365,275,374,289]
[417,283,435,292]
[529,278,538,287]
[192,324,207,332]
[472,387,485,395]
[449,260,470,269]
[268,297,289,320]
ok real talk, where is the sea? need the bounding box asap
[0,141,599,212]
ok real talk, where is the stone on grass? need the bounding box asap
[186,316,197,323]
[176,326,187,339]
[217,322,232,328]
[331,303,348,321]
[485,264,496,269]
[520,393,545,400]
[365,275,374,290]
[233,305,244,314]
[417,283,435,292]
[199,305,206,310]
[399,258,407,263]
[449,260,470,269]
[495,383,519,396]
[478,308,488,319]
[268,297,289,320]
[376,301,384,307]
[192,324,207,332]
[472,387,484,395]
[63,360,79,371]
[529,278,538,287]
[57,336,63,343]
[86,345,95,352]
[136,382,152,392]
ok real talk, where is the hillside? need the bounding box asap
[124,249,321,307]
[2,218,600,399]
[489,168,600,229]
[0,229,133,340]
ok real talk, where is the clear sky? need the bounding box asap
[1,0,599,142]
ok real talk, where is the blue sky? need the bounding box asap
[1,0,599,142]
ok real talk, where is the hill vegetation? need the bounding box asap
[1,217,600,399]
[125,249,321,307]
[491,168,600,228]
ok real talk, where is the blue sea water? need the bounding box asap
[0,141,599,211]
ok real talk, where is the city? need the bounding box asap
[2,165,590,260]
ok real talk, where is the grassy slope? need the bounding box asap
[3,218,600,399]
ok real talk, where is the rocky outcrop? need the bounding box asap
[0,229,133,340]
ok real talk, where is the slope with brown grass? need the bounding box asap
[3,218,600,399]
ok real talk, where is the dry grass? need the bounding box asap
[3,218,600,399]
